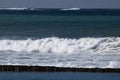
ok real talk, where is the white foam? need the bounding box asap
[0,37,120,68]
[105,61,120,68]
[0,37,120,54]
[0,52,119,68]
[61,8,80,11]
[0,8,28,10]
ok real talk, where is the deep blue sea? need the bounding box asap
[0,8,120,68]
[0,72,120,80]
[0,8,120,38]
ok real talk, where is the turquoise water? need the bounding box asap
[0,72,120,80]
[0,15,120,38]
[0,9,120,38]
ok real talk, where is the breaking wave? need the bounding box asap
[0,8,28,10]
[0,8,80,11]
[61,8,80,11]
[0,37,120,54]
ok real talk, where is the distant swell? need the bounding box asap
[0,37,120,54]
[61,8,80,11]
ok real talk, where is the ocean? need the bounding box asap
[0,8,120,68]
[0,72,120,80]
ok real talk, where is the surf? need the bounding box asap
[0,37,120,54]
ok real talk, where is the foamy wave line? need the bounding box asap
[0,8,28,10]
[61,8,80,11]
[0,37,120,53]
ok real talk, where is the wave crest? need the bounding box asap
[0,37,120,54]
[0,8,28,10]
[61,8,80,11]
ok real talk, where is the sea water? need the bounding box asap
[0,72,120,80]
[0,8,120,68]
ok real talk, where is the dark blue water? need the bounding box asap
[0,72,120,80]
[0,9,120,39]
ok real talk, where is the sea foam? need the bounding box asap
[0,37,120,54]
[61,8,80,11]
[0,8,28,10]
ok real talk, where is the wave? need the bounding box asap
[0,8,80,11]
[0,37,120,54]
[0,8,59,11]
[61,8,80,11]
[0,8,28,10]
